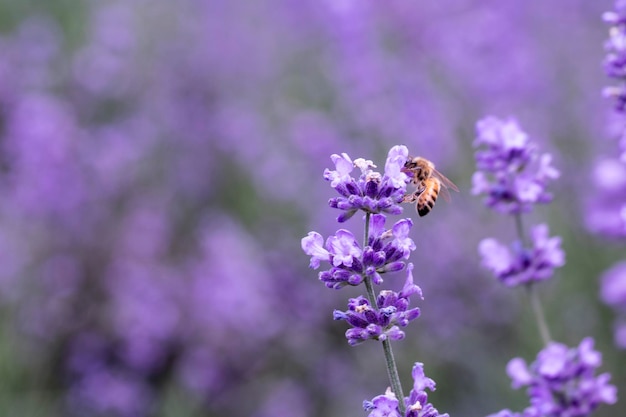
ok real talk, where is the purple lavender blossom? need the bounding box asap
[602,1,626,163]
[603,0,626,112]
[472,116,559,215]
[586,158,626,238]
[478,224,565,287]
[67,366,153,417]
[333,264,421,345]
[490,338,617,417]
[302,215,415,289]
[363,388,402,417]
[600,261,626,348]
[363,363,449,417]
[301,229,362,269]
[325,145,410,222]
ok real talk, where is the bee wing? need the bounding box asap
[439,184,451,202]
[433,168,459,192]
[432,168,458,202]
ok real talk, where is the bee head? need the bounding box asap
[403,156,420,170]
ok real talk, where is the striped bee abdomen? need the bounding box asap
[416,178,441,217]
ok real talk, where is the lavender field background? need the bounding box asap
[0,0,623,416]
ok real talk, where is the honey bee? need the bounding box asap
[402,156,459,217]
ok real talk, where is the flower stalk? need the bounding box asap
[362,211,407,413]
[303,145,448,417]
[473,116,616,417]
[515,213,552,345]
[526,284,552,345]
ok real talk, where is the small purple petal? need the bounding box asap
[506,358,532,388]
[324,153,354,188]
[301,231,330,269]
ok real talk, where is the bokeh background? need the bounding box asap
[0,0,623,416]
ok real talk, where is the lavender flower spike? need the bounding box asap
[405,362,449,417]
[363,363,449,417]
[325,146,410,222]
[310,146,446,416]
[603,1,626,161]
[363,388,402,417]
[478,223,565,287]
[472,116,559,215]
[303,215,416,289]
[603,0,626,112]
[490,338,617,417]
[600,261,626,348]
[333,264,421,345]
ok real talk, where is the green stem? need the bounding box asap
[514,213,527,247]
[382,338,406,413]
[515,213,552,345]
[363,213,377,307]
[362,213,406,414]
[527,284,552,345]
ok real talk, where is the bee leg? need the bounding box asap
[402,192,419,203]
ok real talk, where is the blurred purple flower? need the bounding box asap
[600,261,626,309]
[586,158,626,238]
[472,117,559,215]
[251,380,311,417]
[600,261,626,348]
[65,333,154,417]
[3,93,88,226]
[478,224,565,287]
[68,367,153,417]
[73,3,139,98]
[603,1,626,162]
[492,338,617,417]
[603,0,626,112]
